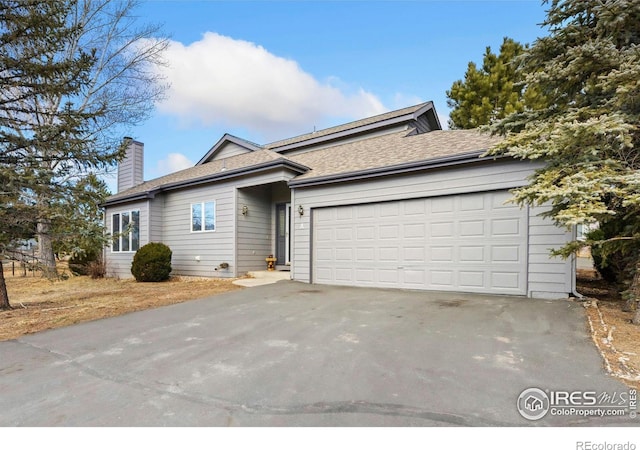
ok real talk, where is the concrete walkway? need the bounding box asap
[233,270,290,287]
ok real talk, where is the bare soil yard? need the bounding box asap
[0,266,242,341]
[577,269,640,390]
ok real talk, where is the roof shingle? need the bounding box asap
[107,149,283,202]
[289,129,502,180]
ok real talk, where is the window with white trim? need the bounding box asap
[112,210,140,252]
[191,201,216,232]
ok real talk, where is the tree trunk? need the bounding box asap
[36,218,57,279]
[630,262,640,325]
[0,263,11,310]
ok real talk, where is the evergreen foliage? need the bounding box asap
[446,37,545,129]
[131,242,172,282]
[488,0,640,319]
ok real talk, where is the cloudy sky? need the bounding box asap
[115,0,548,187]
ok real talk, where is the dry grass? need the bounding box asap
[577,269,640,390]
[0,266,243,341]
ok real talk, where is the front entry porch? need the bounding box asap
[236,181,292,276]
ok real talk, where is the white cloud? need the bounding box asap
[152,152,194,177]
[154,33,386,139]
[391,93,424,110]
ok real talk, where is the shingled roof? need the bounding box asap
[288,128,502,183]
[104,101,504,206]
[104,149,298,205]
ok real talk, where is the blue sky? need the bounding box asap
[113,0,549,190]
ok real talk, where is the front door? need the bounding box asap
[275,203,291,265]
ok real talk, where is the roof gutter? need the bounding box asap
[102,158,310,207]
[288,150,501,188]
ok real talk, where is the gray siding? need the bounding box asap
[161,183,236,278]
[149,196,164,242]
[278,124,410,157]
[527,207,573,298]
[291,159,572,298]
[105,200,149,278]
[236,186,272,275]
[410,115,432,134]
[209,142,252,161]
[113,169,299,279]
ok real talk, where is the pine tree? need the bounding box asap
[1,0,167,282]
[446,37,544,129]
[489,0,640,323]
[0,0,97,308]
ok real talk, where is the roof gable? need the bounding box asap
[264,101,440,153]
[197,133,262,165]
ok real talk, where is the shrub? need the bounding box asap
[131,242,172,282]
[88,260,106,279]
[69,250,100,276]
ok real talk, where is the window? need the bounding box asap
[191,202,216,232]
[112,210,140,252]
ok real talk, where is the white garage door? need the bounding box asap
[312,190,528,295]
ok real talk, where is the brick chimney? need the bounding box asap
[117,138,144,193]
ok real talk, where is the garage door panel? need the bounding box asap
[334,248,353,261]
[312,190,527,295]
[431,270,454,286]
[431,197,454,213]
[334,227,353,240]
[379,224,399,239]
[403,223,425,238]
[356,247,375,262]
[460,195,484,211]
[459,220,485,237]
[431,222,454,237]
[430,246,453,262]
[356,226,375,240]
[380,202,399,217]
[459,246,484,262]
[404,269,426,285]
[404,199,426,215]
[459,271,485,288]
[357,205,375,219]
[379,247,399,262]
[403,247,425,262]
[315,228,333,242]
[378,269,399,283]
[492,218,521,236]
[336,208,353,220]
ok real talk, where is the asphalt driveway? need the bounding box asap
[0,281,635,426]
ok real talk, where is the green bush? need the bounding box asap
[69,250,100,276]
[131,242,172,282]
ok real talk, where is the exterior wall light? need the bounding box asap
[241,205,249,216]
[298,205,304,217]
